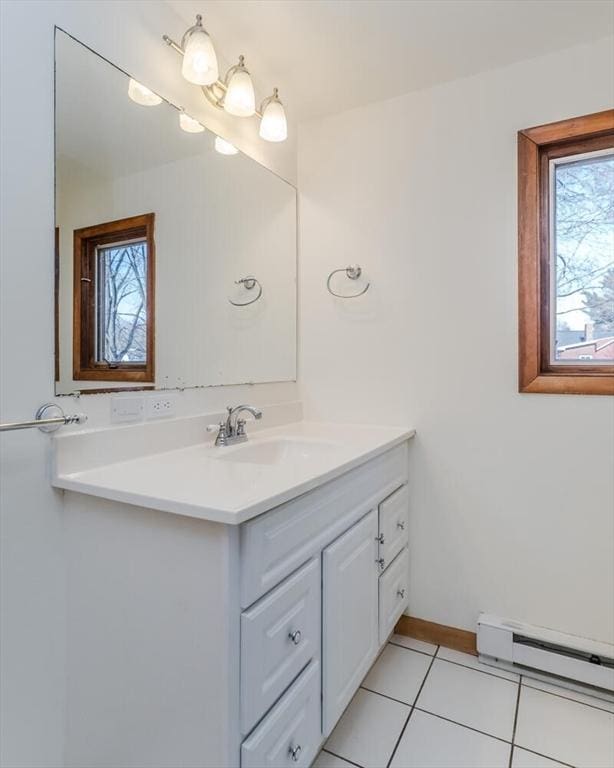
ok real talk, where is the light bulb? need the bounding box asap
[259,89,287,142]
[223,57,255,117]
[127,78,162,106]
[181,18,218,86]
[179,112,204,133]
[215,136,238,155]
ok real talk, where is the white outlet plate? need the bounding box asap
[111,396,145,424]
[145,393,177,420]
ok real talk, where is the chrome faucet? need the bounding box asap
[207,404,263,446]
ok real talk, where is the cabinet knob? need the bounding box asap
[376,557,385,571]
[375,533,385,544]
[397,520,405,531]
[288,744,302,762]
[288,629,302,646]
[397,588,406,599]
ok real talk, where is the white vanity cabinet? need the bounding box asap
[55,423,413,768]
[237,444,410,763]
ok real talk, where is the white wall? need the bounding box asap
[299,37,614,644]
[0,2,297,765]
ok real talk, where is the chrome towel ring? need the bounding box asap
[228,276,263,306]
[326,265,370,298]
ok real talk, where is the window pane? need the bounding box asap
[552,150,614,363]
[96,241,147,363]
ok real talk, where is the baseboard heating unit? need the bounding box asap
[477,613,614,696]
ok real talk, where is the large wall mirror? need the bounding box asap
[55,30,297,395]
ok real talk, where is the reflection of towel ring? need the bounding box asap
[228,276,263,306]
[326,265,370,298]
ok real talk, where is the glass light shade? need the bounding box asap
[259,97,287,142]
[179,112,204,133]
[127,78,162,106]
[215,136,239,155]
[181,27,219,85]
[224,68,255,117]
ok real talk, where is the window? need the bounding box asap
[518,110,614,395]
[73,214,155,382]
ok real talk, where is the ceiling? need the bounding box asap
[167,0,614,122]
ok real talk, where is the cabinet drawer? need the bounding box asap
[379,484,409,567]
[379,547,409,644]
[241,443,409,607]
[241,660,321,768]
[241,558,320,735]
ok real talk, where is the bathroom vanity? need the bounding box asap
[48,30,415,767]
[53,413,414,768]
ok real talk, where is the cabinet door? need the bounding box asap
[322,509,379,736]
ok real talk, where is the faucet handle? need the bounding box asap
[207,421,228,446]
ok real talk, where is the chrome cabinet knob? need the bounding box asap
[397,520,405,531]
[376,557,385,570]
[288,629,302,645]
[288,744,302,762]
[397,588,406,599]
[375,533,385,544]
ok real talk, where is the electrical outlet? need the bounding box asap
[145,393,177,420]
[111,395,144,424]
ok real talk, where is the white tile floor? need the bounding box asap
[313,634,614,768]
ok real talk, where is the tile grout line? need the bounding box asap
[388,640,437,658]
[321,748,363,768]
[413,707,513,746]
[508,673,522,768]
[510,745,577,768]
[359,685,417,708]
[391,639,520,683]
[521,680,614,715]
[385,645,440,768]
[435,655,519,684]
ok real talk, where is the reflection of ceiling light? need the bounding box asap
[215,136,238,156]
[259,89,287,143]
[180,14,218,85]
[128,78,162,106]
[223,56,255,117]
[179,111,204,133]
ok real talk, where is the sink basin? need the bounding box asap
[214,438,340,466]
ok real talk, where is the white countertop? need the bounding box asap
[53,421,415,524]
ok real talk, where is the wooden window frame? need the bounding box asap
[518,110,614,395]
[73,213,155,383]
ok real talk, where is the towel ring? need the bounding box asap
[228,276,262,306]
[326,265,370,298]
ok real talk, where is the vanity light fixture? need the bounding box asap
[215,136,239,155]
[179,110,205,133]
[128,78,162,106]
[180,14,218,85]
[163,15,288,143]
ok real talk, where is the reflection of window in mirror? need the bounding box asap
[73,213,155,383]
